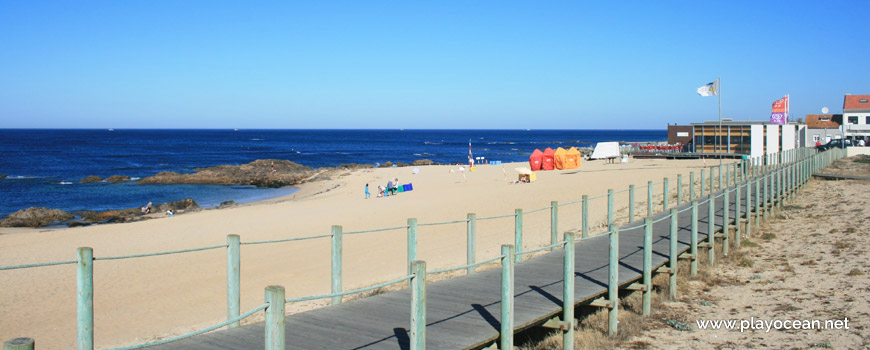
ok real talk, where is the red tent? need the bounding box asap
[542,148,555,170]
[529,149,543,171]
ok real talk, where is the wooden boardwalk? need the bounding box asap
[151,182,762,350]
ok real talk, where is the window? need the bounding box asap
[860,99,868,103]
[813,135,820,142]
[820,117,831,122]
[848,116,859,124]
[866,116,870,124]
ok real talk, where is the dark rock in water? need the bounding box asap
[138,159,315,188]
[413,159,435,166]
[379,161,394,168]
[154,198,200,213]
[105,175,132,183]
[67,221,93,228]
[218,200,237,209]
[0,174,7,178]
[80,175,103,183]
[0,207,75,227]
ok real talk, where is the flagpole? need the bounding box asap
[718,77,722,167]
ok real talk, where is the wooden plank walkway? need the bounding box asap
[151,180,767,350]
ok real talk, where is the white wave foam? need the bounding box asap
[59,181,73,185]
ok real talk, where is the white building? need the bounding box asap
[842,94,870,142]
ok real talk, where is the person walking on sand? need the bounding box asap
[386,179,393,196]
[365,183,370,199]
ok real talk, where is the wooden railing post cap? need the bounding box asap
[265,285,284,294]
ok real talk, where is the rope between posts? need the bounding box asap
[418,219,468,227]
[430,255,505,274]
[652,214,672,224]
[285,275,413,303]
[94,244,228,261]
[477,213,516,221]
[106,303,269,350]
[242,233,332,246]
[588,193,607,200]
[524,207,550,214]
[558,199,582,206]
[517,241,567,256]
[344,225,409,235]
[0,259,77,271]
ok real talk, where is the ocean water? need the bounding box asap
[0,129,665,217]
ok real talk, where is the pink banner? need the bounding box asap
[770,96,788,125]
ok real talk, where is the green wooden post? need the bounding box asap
[717,165,722,192]
[408,218,418,285]
[642,218,652,316]
[581,195,589,239]
[778,168,784,209]
[500,245,515,350]
[3,338,34,350]
[690,172,695,201]
[608,225,619,337]
[264,285,285,350]
[515,209,523,263]
[551,201,559,250]
[676,174,683,206]
[707,195,715,266]
[629,185,636,223]
[763,173,769,220]
[690,201,698,276]
[663,178,669,211]
[710,166,715,193]
[562,232,576,350]
[669,208,678,299]
[754,178,761,228]
[725,164,730,187]
[722,189,730,257]
[77,247,93,350]
[467,213,476,275]
[331,225,343,305]
[227,234,240,328]
[700,169,706,197]
[735,185,742,247]
[410,260,427,350]
[647,181,653,218]
[607,189,614,227]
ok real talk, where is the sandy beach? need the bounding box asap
[0,158,725,349]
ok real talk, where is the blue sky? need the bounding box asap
[1,1,867,129]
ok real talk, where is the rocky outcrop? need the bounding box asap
[154,198,199,213]
[0,174,7,179]
[413,159,435,166]
[80,175,103,183]
[138,159,315,188]
[218,200,236,209]
[0,207,75,227]
[379,161,394,168]
[105,175,132,183]
[77,198,200,224]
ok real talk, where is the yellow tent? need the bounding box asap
[553,147,568,170]
[565,147,581,169]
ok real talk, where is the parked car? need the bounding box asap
[816,139,851,151]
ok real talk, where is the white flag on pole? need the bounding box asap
[696,80,719,96]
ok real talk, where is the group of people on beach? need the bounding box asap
[365,177,400,199]
[140,201,174,217]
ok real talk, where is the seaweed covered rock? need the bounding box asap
[0,207,75,227]
[79,175,103,183]
[105,175,132,183]
[138,160,315,188]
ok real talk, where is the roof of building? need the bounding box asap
[689,120,798,126]
[805,114,842,129]
[843,94,870,112]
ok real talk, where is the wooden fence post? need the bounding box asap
[755,178,761,228]
[722,189,730,257]
[582,195,589,239]
[500,245,515,350]
[551,201,559,250]
[562,232,576,350]
[467,213,476,275]
[515,209,523,263]
[407,219,419,287]
[677,174,683,206]
[643,218,652,316]
[735,185,742,247]
[669,208,678,299]
[647,181,653,218]
[707,195,716,266]
[690,171,695,201]
[410,261,427,350]
[77,247,94,350]
[227,234,240,328]
[690,201,699,276]
[608,225,619,337]
[331,225,343,304]
[3,338,34,350]
[629,185,636,223]
[607,189,614,228]
[700,169,706,197]
[265,285,285,350]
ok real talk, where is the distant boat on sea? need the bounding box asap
[108,129,114,131]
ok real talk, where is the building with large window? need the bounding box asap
[842,94,870,142]
[687,121,798,158]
